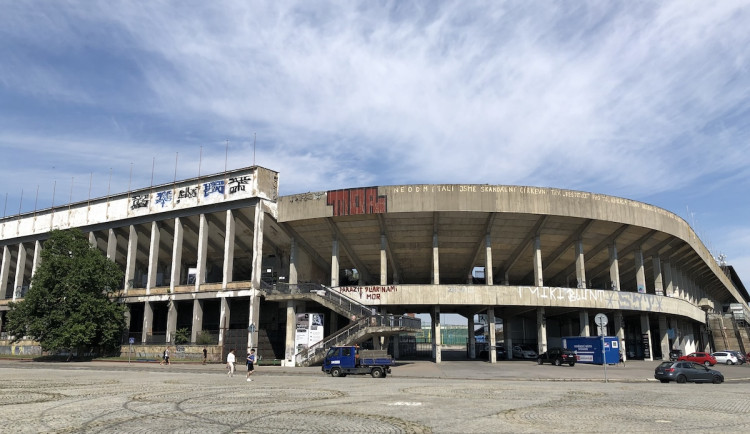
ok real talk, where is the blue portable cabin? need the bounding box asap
[562,336,620,365]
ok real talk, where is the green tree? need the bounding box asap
[6,229,126,357]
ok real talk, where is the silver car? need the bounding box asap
[712,351,739,365]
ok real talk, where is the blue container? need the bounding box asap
[562,336,620,365]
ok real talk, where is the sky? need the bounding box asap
[1,1,749,290]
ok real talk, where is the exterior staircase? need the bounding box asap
[261,282,421,366]
[707,311,748,355]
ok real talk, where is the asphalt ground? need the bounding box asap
[1,357,749,433]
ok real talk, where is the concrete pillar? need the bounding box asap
[579,310,590,337]
[432,233,440,284]
[146,221,160,292]
[658,314,669,360]
[609,243,620,291]
[635,248,646,293]
[485,234,493,285]
[653,255,664,296]
[170,217,183,291]
[503,317,513,360]
[166,300,177,343]
[663,261,673,296]
[250,204,265,290]
[283,300,297,366]
[124,225,138,292]
[223,210,235,288]
[575,238,585,288]
[141,301,153,344]
[614,311,626,360]
[88,231,97,248]
[468,315,476,359]
[431,306,441,363]
[380,234,387,285]
[0,246,10,299]
[330,239,339,287]
[13,242,27,300]
[488,308,497,363]
[566,318,573,337]
[31,240,41,285]
[191,299,204,343]
[247,294,260,350]
[107,229,117,261]
[537,307,547,355]
[218,297,230,345]
[392,334,400,359]
[532,236,543,286]
[289,238,298,285]
[196,214,208,290]
[641,313,653,361]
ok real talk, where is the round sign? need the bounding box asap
[594,313,608,326]
[128,337,135,345]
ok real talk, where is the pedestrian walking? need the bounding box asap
[246,349,257,382]
[202,347,207,365]
[226,349,236,377]
[160,347,170,365]
[619,349,625,367]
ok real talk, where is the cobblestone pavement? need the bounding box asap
[1,360,749,433]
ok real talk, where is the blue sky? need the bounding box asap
[1,1,749,287]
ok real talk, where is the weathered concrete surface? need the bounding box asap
[1,359,748,433]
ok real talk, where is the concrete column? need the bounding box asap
[223,210,235,288]
[124,225,138,292]
[250,205,265,290]
[289,238,298,285]
[218,297,230,345]
[141,301,153,344]
[380,234,388,285]
[13,242,27,301]
[579,310,590,337]
[170,217,183,291]
[503,317,512,360]
[0,245,9,299]
[196,214,208,290]
[31,240,41,285]
[652,255,664,296]
[635,248,646,293]
[147,221,160,292]
[392,334,400,359]
[431,306,441,363]
[641,313,653,361]
[537,307,547,355]
[663,261,673,296]
[488,308,497,364]
[247,293,260,350]
[88,231,97,248]
[283,300,297,366]
[485,234,493,285]
[106,229,117,261]
[575,238,585,288]
[330,239,339,287]
[468,315,476,359]
[166,300,177,343]
[614,311,626,360]
[658,314,669,360]
[674,267,684,300]
[608,243,620,291]
[532,236,543,287]
[432,233,440,284]
[566,318,573,337]
[191,299,204,343]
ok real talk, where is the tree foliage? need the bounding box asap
[6,229,126,355]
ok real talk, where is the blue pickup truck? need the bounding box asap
[322,346,393,378]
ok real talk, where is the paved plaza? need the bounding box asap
[1,359,749,433]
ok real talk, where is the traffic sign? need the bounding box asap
[594,313,608,327]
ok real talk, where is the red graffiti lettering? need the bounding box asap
[327,187,386,216]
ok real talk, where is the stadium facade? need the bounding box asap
[1,166,748,364]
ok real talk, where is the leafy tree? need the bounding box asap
[6,229,126,357]
[174,327,190,344]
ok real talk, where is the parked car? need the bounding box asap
[537,347,577,366]
[721,350,746,365]
[678,352,717,367]
[513,345,537,359]
[712,351,739,365]
[654,361,724,384]
[668,349,682,361]
[478,344,506,360]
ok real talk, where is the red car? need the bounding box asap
[678,352,717,367]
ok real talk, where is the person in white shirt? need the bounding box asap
[226,349,236,377]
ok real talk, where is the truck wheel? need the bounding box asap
[554,358,562,366]
[371,368,384,378]
[331,368,342,377]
